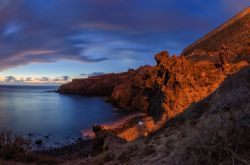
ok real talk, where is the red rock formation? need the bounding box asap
[58,73,129,96]
[109,65,157,112]
[59,50,248,142]
[147,52,247,122]
[86,52,245,143]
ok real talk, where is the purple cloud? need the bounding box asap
[0,0,249,71]
[53,76,70,82]
[80,72,105,77]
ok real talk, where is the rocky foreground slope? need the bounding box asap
[74,65,250,165]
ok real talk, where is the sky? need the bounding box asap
[0,0,249,85]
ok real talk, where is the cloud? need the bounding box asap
[26,77,32,81]
[35,77,49,82]
[53,76,69,81]
[80,72,105,77]
[0,0,249,71]
[5,76,17,82]
[0,75,70,84]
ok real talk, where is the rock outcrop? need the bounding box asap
[109,65,157,112]
[130,51,247,135]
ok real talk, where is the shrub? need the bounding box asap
[0,130,31,161]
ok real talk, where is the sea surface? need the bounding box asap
[0,85,130,149]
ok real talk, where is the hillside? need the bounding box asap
[73,65,250,165]
[182,7,250,61]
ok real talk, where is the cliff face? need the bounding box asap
[112,50,247,120]
[58,73,131,96]
[117,52,248,142]
[58,65,158,112]
[110,65,157,112]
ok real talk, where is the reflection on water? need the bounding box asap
[0,85,128,149]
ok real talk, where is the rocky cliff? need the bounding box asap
[96,53,248,142]
[59,50,248,142]
[58,73,127,96]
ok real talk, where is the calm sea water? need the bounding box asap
[0,85,128,149]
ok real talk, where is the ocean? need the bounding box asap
[0,85,127,149]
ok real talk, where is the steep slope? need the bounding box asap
[182,7,250,60]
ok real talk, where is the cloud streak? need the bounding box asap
[0,75,70,84]
[0,0,248,71]
[5,76,17,82]
[80,72,105,78]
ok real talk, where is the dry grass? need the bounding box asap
[181,103,250,165]
[0,130,31,161]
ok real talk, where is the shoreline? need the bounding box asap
[30,110,146,160]
[0,89,140,151]
[34,138,95,160]
[24,108,144,152]
[29,113,147,161]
